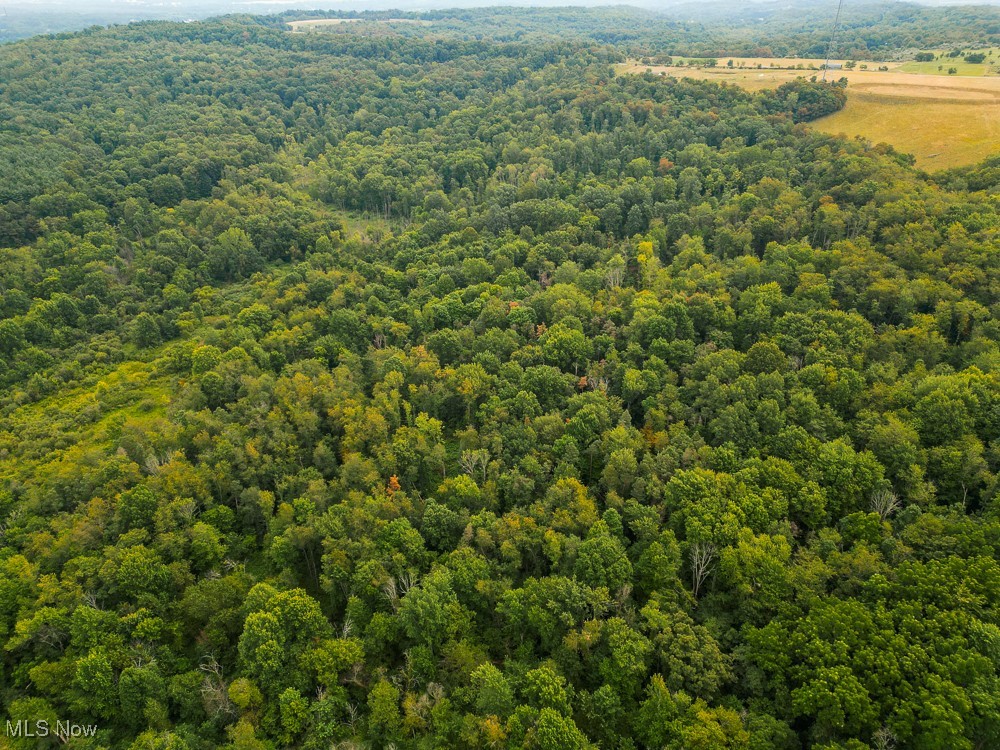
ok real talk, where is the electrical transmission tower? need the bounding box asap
[822,0,846,81]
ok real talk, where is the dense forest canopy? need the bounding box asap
[1,8,1000,750]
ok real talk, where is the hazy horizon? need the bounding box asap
[5,0,1000,17]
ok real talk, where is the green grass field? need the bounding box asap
[898,49,997,76]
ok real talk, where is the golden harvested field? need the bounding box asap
[287,18,432,32]
[661,57,903,71]
[620,60,1000,170]
[815,91,1000,171]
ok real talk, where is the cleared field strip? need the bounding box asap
[658,57,902,70]
[288,18,432,31]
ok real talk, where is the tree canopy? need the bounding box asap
[0,9,999,750]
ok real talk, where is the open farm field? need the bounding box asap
[814,90,1000,170]
[287,18,432,31]
[620,55,907,78]
[620,59,1000,169]
[661,56,902,70]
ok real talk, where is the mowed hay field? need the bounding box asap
[816,87,1000,170]
[620,59,1000,170]
[287,18,432,32]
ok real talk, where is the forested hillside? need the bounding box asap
[1,13,999,750]
[276,3,1000,59]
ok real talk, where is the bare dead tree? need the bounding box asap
[872,726,897,750]
[199,655,235,719]
[402,651,421,691]
[397,571,416,598]
[199,655,224,679]
[870,489,901,521]
[38,624,68,651]
[343,661,366,687]
[605,265,625,288]
[382,577,400,612]
[383,572,417,612]
[82,592,102,610]
[143,454,163,475]
[344,703,361,733]
[459,450,479,477]
[460,449,489,484]
[690,542,717,598]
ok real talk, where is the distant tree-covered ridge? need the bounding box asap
[275,2,1000,59]
[5,1,999,55]
[0,14,999,750]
